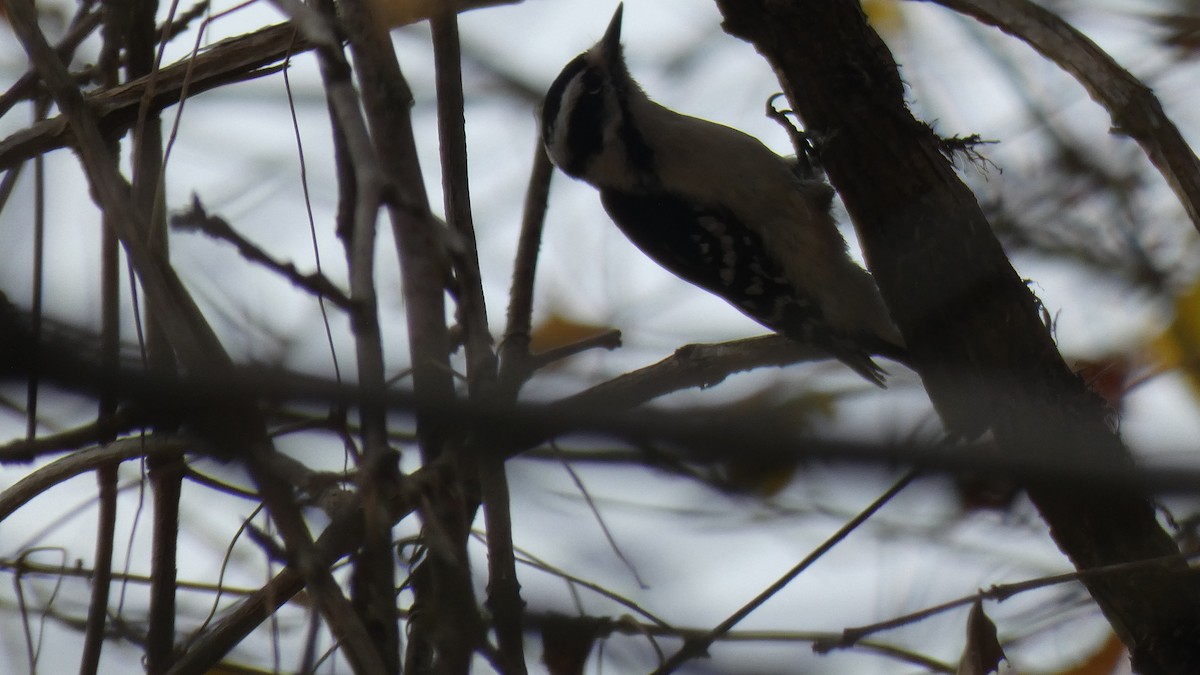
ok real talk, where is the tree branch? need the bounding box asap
[713,2,1200,670]
[925,0,1200,235]
[0,22,306,172]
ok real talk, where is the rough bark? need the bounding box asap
[714,1,1200,671]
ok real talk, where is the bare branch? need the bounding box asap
[78,464,117,675]
[651,470,920,673]
[0,6,102,118]
[926,0,1200,234]
[498,142,557,397]
[0,23,307,171]
[0,437,188,522]
[172,198,353,310]
[816,550,1200,654]
[433,13,496,392]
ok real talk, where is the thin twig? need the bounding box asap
[79,463,118,675]
[0,437,189,523]
[25,104,46,443]
[553,442,647,588]
[525,612,956,673]
[500,536,672,628]
[0,5,102,118]
[815,549,1200,653]
[0,557,262,597]
[528,329,623,371]
[171,198,353,309]
[650,469,920,673]
[282,42,344,383]
[0,410,139,464]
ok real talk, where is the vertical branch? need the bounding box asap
[84,14,123,667]
[85,13,123,671]
[343,63,402,675]
[431,14,495,391]
[497,142,554,396]
[333,0,484,670]
[25,104,46,441]
[486,152,556,666]
[127,0,174,377]
[478,460,526,675]
[85,12,124,669]
[431,13,525,674]
[120,0,184,667]
[80,463,118,675]
[337,0,455,457]
[274,4,400,670]
[98,24,121,433]
[99,220,121,423]
[146,449,184,674]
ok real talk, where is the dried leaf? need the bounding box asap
[956,600,1007,675]
[530,313,614,356]
[955,472,1021,513]
[541,614,606,675]
[1150,279,1200,396]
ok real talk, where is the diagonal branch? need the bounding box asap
[923,0,1200,235]
[172,198,353,309]
[652,470,919,673]
[0,22,308,171]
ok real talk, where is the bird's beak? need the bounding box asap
[600,3,623,63]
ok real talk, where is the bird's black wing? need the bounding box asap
[600,189,888,385]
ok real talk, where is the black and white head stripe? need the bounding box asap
[540,4,655,182]
[541,54,606,177]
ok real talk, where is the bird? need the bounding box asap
[539,4,907,386]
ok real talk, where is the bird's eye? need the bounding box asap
[581,69,603,95]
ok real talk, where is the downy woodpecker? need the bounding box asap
[540,5,906,385]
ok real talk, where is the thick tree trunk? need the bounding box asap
[714,1,1200,671]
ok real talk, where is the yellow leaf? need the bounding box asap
[716,387,839,496]
[1047,631,1124,675]
[1150,279,1200,394]
[720,458,799,497]
[529,313,613,355]
[862,0,905,36]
